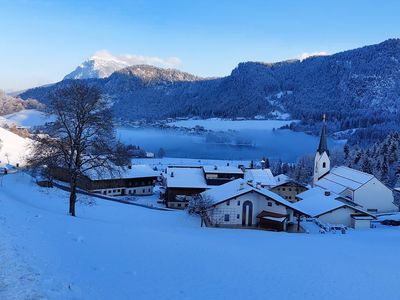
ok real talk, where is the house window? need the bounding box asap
[268,202,272,207]
[282,188,286,191]
[224,214,230,222]
[108,190,111,193]
[237,200,240,206]
[177,203,182,207]
[117,189,120,192]
[289,188,292,191]
[148,188,151,192]
[142,189,145,193]
[323,162,326,168]
[227,201,230,206]
[103,191,107,195]
[237,214,240,219]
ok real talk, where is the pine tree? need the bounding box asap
[343,144,350,160]
[353,150,363,165]
[380,158,389,185]
[264,158,270,169]
[361,157,373,174]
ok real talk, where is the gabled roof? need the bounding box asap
[272,174,308,189]
[85,164,159,181]
[274,174,290,184]
[202,179,307,214]
[244,168,276,186]
[294,186,375,218]
[316,166,374,193]
[203,165,244,175]
[165,167,210,189]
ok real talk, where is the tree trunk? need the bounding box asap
[201,217,204,227]
[69,175,77,217]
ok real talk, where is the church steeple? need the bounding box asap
[313,114,331,185]
[317,114,329,156]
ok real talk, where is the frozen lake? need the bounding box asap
[116,120,344,162]
[2,111,344,162]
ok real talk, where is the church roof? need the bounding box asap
[317,115,329,155]
[316,166,374,193]
[295,186,375,218]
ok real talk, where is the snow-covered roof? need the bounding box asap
[294,187,373,217]
[202,178,306,213]
[274,174,290,185]
[203,165,244,175]
[316,166,374,193]
[85,164,158,181]
[245,169,277,186]
[165,167,210,189]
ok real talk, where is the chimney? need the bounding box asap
[324,191,331,196]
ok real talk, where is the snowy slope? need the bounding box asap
[1,172,400,299]
[0,127,31,165]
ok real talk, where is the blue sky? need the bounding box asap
[1,0,399,91]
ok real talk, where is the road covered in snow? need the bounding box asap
[1,172,400,299]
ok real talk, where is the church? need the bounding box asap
[294,115,398,228]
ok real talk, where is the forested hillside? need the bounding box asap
[20,39,400,144]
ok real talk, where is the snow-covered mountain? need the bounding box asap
[64,53,130,80]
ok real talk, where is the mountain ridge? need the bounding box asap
[20,38,400,144]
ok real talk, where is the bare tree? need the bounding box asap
[27,82,123,216]
[187,194,214,227]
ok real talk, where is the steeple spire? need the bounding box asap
[317,114,329,156]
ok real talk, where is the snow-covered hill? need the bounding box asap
[0,127,31,165]
[0,172,399,299]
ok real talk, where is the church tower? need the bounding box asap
[313,114,330,185]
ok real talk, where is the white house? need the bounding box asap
[294,187,375,229]
[202,179,307,231]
